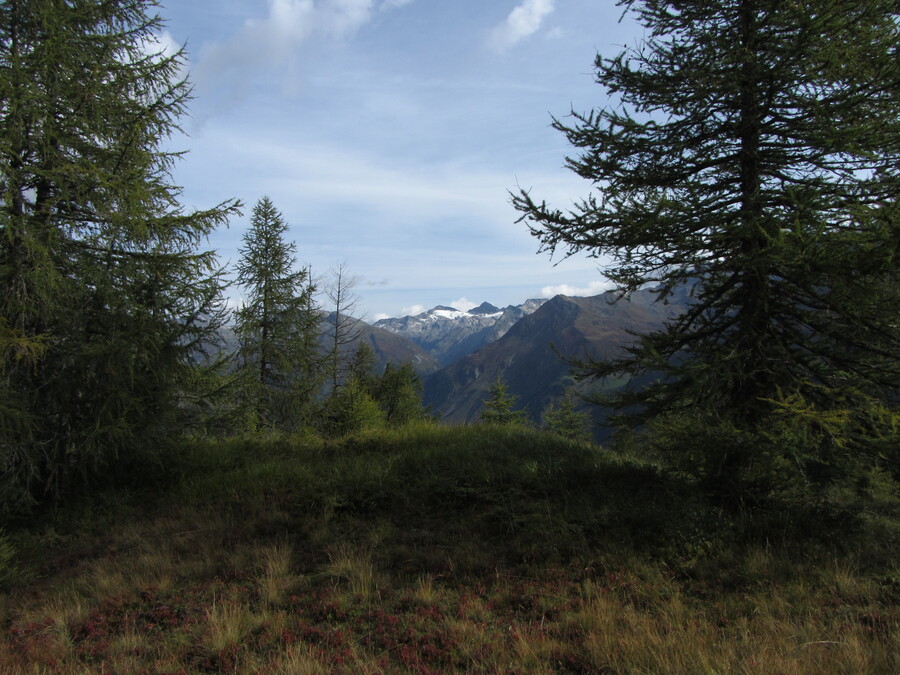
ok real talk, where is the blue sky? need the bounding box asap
[159,0,642,319]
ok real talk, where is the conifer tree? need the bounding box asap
[0,0,240,509]
[542,390,593,443]
[378,362,429,426]
[324,262,363,392]
[345,341,379,396]
[514,0,899,477]
[480,375,530,426]
[318,343,385,437]
[234,197,320,429]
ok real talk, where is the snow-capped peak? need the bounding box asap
[430,308,469,321]
[373,299,547,367]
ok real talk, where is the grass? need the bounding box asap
[0,422,897,673]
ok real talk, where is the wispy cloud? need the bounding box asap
[201,130,521,229]
[540,280,612,298]
[193,0,413,99]
[490,0,555,52]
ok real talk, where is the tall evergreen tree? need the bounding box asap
[514,0,899,476]
[0,0,239,509]
[234,196,320,429]
[378,362,429,426]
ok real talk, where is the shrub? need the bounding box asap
[319,378,386,437]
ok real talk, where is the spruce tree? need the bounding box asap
[514,0,899,479]
[0,0,239,509]
[542,390,593,444]
[234,196,320,429]
[480,375,530,426]
[378,362,429,426]
[345,341,379,396]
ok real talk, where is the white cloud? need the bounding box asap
[194,0,413,97]
[401,304,427,316]
[449,297,478,312]
[540,280,613,298]
[490,0,555,52]
[546,26,565,40]
[142,30,181,60]
[131,30,188,82]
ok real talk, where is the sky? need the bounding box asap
[159,0,643,320]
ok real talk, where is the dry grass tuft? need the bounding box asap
[413,573,441,604]
[325,544,378,598]
[204,597,249,653]
[273,644,330,674]
[259,542,299,606]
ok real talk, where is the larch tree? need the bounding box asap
[0,0,240,510]
[324,262,363,392]
[514,0,899,485]
[234,196,320,429]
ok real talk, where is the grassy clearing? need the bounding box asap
[0,422,897,673]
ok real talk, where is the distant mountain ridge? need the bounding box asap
[215,288,690,436]
[422,288,690,434]
[208,313,441,377]
[374,298,547,366]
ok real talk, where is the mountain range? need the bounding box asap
[373,299,546,366]
[355,288,689,434]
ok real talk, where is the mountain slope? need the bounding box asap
[319,313,440,376]
[423,289,686,427]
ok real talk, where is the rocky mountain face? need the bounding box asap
[373,299,546,366]
[422,289,689,433]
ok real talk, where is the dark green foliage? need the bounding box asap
[344,341,379,395]
[542,389,593,443]
[165,425,709,562]
[319,344,428,435]
[514,0,900,485]
[0,0,240,511]
[234,196,320,430]
[319,376,386,437]
[160,425,897,567]
[480,375,530,426]
[377,362,430,426]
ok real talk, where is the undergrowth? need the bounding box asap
[0,422,896,673]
